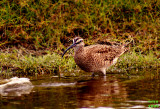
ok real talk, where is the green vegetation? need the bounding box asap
[0,48,159,76]
[0,48,78,76]
[116,51,159,70]
[0,0,159,76]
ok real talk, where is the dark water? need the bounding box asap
[0,72,160,109]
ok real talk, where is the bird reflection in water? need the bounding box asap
[76,76,127,108]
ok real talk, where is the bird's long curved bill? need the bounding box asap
[62,43,76,58]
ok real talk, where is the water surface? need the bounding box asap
[0,71,160,109]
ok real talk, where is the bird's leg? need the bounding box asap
[91,72,95,77]
[101,69,106,76]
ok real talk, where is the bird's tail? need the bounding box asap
[123,39,133,47]
[122,39,133,52]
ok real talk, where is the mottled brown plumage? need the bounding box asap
[62,37,128,76]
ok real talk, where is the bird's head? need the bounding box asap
[62,37,84,58]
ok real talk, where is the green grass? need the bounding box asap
[0,0,159,76]
[0,48,159,76]
[0,0,159,53]
[0,49,77,76]
[116,51,160,70]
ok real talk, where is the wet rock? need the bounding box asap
[0,77,34,96]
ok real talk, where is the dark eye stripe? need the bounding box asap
[75,38,80,42]
[73,37,81,43]
[76,40,82,44]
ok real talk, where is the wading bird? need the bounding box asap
[62,37,129,76]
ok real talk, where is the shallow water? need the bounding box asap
[0,72,160,109]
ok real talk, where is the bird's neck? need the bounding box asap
[74,46,84,54]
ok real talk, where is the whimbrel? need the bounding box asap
[62,37,129,76]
